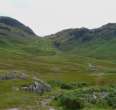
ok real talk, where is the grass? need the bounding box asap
[0,17,116,109]
[0,40,115,109]
[0,51,115,109]
[0,34,115,110]
[0,52,115,83]
[0,79,40,109]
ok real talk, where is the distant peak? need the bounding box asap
[0,16,24,27]
[0,16,35,35]
[100,23,116,29]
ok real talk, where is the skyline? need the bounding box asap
[0,0,116,36]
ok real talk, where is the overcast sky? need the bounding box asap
[0,0,116,36]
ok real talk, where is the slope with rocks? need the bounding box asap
[49,23,116,59]
[0,16,56,56]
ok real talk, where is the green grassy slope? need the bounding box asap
[1,17,116,60]
[0,17,58,56]
[50,23,116,59]
[0,17,115,83]
[0,17,115,110]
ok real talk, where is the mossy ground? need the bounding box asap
[0,52,115,110]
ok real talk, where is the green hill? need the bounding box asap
[1,16,116,60]
[49,23,116,59]
[0,16,57,56]
[0,16,115,81]
[0,16,115,110]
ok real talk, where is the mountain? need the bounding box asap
[49,23,116,59]
[0,16,116,59]
[0,16,35,35]
[0,17,116,110]
[0,16,56,56]
[0,16,36,45]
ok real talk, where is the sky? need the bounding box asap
[0,0,116,36]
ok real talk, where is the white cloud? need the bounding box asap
[0,0,116,36]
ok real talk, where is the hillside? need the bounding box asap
[0,16,115,110]
[0,16,115,75]
[0,16,115,81]
[0,16,56,56]
[49,23,116,59]
[1,16,116,59]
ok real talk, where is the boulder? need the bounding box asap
[0,71,28,80]
[22,80,51,94]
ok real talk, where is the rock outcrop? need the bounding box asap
[22,80,51,94]
[0,71,28,80]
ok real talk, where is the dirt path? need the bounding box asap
[7,96,55,110]
[7,108,19,110]
[40,96,56,110]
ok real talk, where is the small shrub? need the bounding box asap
[58,91,84,110]
[47,80,64,88]
[48,80,88,90]
[106,92,116,108]
[55,86,116,110]
[60,83,74,90]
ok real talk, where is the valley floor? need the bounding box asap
[0,55,115,110]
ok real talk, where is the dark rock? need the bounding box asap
[22,80,51,94]
[0,71,28,80]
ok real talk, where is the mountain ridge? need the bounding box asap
[0,16,116,58]
[47,23,116,58]
[0,16,36,36]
